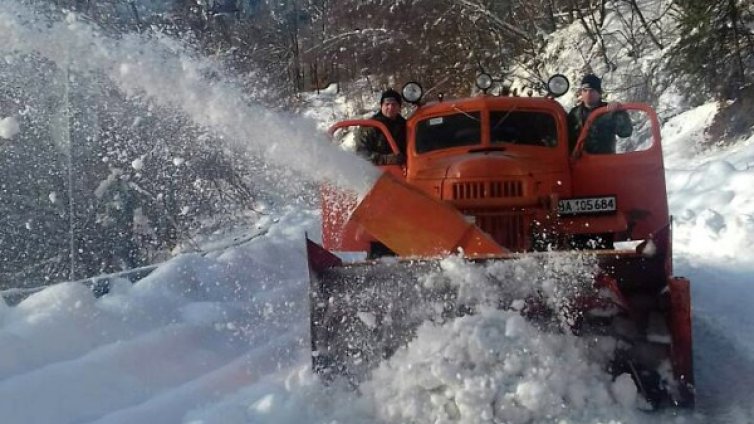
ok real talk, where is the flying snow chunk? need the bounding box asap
[510,299,526,311]
[516,380,547,410]
[49,192,57,204]
[172,157,185,166]
[0,117,20,139]
[505,314,527,338]
[131,158,144,171]
[611,373,638,408]
[640,239,657,257]
[250,394,276,413]
[357,311,377,328]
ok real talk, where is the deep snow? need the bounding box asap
[1,2,754,424]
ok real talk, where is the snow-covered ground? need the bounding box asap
[2,2,754,424]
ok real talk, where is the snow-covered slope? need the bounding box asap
[0,208,317,424]
[2,2,754,424]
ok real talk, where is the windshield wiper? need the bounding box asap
[451,106,480,122]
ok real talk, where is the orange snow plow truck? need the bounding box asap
[307,74,693,408]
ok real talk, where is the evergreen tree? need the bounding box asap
[671,0,754,100]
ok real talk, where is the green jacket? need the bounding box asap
[567,102,632,154]
[355,112,407,165]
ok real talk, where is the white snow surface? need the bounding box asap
[1,2,754,424]
[0,207,318,424]
[362,308,641,423]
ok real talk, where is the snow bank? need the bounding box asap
[661,103,718,164]
[298,84,357,132]
[509,0,686,121]
[662,104,754,264]
[668,161,754,262]
[0,207,317,424]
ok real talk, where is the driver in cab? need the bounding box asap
[355,89,407,165]
[567,74,632,154]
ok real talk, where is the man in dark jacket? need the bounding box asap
[568,74,632,154]
[355,89,407,165]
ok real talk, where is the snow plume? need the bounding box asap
[424,253,599,329]
[0,2,379,196]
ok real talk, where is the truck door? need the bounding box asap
[323,120,404,252]
[568,103,669,244]
[328,119,405,176]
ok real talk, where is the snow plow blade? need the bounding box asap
[307,240,694,408]
[350,172,508,257]
[307,172,693,407]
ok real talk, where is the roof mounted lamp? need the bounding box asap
[546,74,570,98]
[475,73,494,93]
[402,82,424,104]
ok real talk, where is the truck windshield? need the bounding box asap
[415,112,481,153]
[490,110,557,147]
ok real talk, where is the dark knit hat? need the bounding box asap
[580,74,602,93]
[380,89,402,105]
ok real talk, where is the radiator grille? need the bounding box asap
[470,212,528,251]
[452,180,523,200]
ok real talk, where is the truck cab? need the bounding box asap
[325,75,668,259]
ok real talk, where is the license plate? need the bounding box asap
[558,196,616,215]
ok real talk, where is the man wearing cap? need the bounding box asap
[568,74,632,154]
[355,89,407,165]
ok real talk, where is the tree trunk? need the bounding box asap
[728,0,747,93]
[629,0,664,49]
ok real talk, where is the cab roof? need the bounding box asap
[409,95,567,121]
